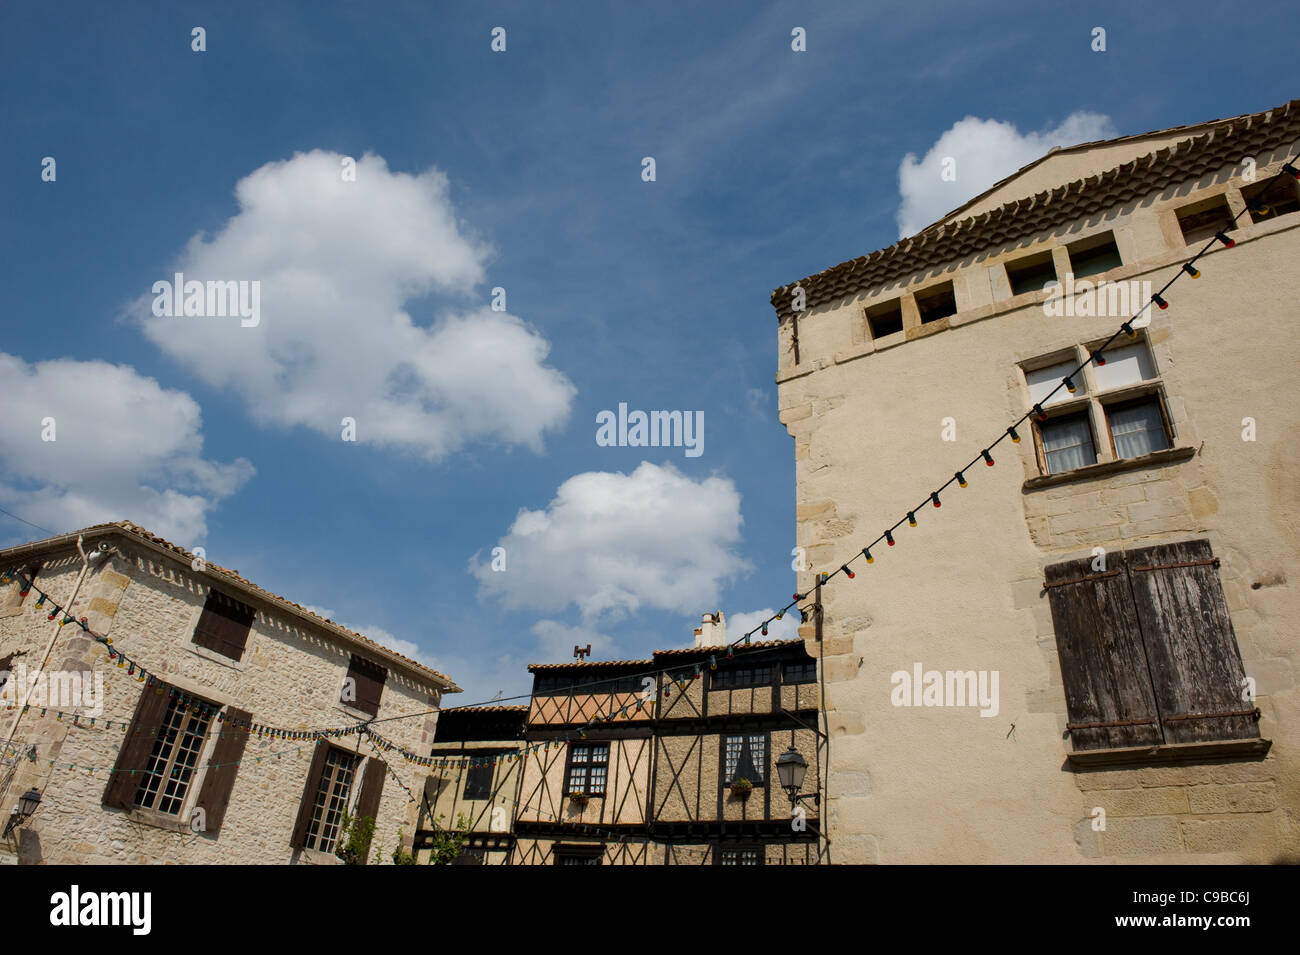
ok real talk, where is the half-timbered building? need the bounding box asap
[416,704,526,864]
[510,613,824,864]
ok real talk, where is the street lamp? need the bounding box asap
[776,746,817,806]
[4,787,41,837]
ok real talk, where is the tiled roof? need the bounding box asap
[526,638,808,671]
[0,521,460,691]
[527,658,654,672]
[769,98,1300,322]
[654,638,805,657]
[438,704,528,714]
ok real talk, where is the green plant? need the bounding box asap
[422,812,471,865]
[392,830,417,865]
[730,777,754,797]
[334,810,376,865]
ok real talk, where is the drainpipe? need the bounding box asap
[3,535,95,748]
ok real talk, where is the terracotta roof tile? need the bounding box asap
[525,638,809,671]
[770,98,1300,322]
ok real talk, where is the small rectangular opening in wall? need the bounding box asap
[915,281,957,324]
[865,298,903,339]
[1175,195,1235,245]
[1242,177,1300,224]
[1067,232,1123,279]
[1005,252,1057,297]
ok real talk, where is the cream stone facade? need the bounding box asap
[0,522,457,865]
[770,100,1300,863]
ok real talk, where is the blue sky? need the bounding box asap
[1,0,1296,703]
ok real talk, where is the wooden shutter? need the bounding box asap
[193,706,251,834]
[1124,539,1259,744]
[290,740,331,848]
[1044,553,1164,750]
[353,757,387,866]
[102,682,172,810]
[192,590,256,662]
[355,756,387,821]
[345,655,387,716]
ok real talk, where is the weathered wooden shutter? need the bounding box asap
[352,757,387,866]
[355,756,387,821]
[192,590,256,662]
[345,654,387,716]
[290,740,331,848]
[1124,539,1259,743]
[1044,553,1164,750]
[102,682,172,810]
[193,707,252,834]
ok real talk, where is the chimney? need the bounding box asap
[693,610,726,648]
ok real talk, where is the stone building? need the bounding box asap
[0,521,457,864]
[768,99,1300,862]
[507,613,823,864]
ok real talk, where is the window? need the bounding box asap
[564,743,609,795]
[1005,251,1057,297]
[102,683,250,833]
[915,281,957,324]
[783,661,817,684]
[554,845,603,865]
[865,299,903,339]
[342,654,387,716]
[192,589,255,662]
[712,664,776,689]
[1039,411,1097,474]
[722,733,767,785]
[1175,195,1235,245]
[1105,397,1170,458]
[534,672,645,695]
[1242,178,1300,224]
[463,756,496,800]
[302,748,358,853]
[1066,232,1123,278]
[1022,338,1172,477]
[1045,540,1259,753]
[291,743,386,856]
[133,696,213,816]
[719,847,764,866]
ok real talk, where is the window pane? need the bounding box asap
[1025,360,1082,407]
[1092,342,1156,392]
[1108,401,1169,459]
[1041,414,1097,474]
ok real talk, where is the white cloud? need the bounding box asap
[0,353,253,544]
[727,608,801,644]
[133,150,575,459]
[471,462,752,622]
[896,112,1117,237]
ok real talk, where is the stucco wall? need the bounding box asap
[776,159,1300,863]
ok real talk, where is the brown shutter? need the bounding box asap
[290,740,331,848]
[193,707,251,834]
[1044,553,1164,750]
[1124,539,1259,743]
[102,682,172,810]
[353,757,387,867]
[193,590,256,662]
[345,655,387,716]
[355,756,387,821]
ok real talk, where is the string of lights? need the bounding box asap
[6,156,1296,776]
[734,154,1300,646]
